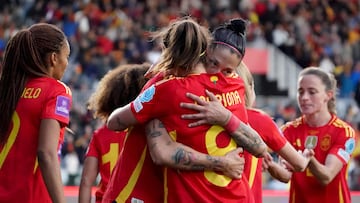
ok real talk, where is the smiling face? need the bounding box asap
[297,74,333,116]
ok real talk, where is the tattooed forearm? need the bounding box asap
[145,119,229,172]
[146,120,163,138]
[230,122,266,157]
[171,148,224,171]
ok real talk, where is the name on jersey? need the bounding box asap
[199,91,242,107]
[133,85,242,112]
[21,87,41,98]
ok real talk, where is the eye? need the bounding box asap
[221,69,234,77]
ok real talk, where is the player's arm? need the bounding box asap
[38,119,66,203]
[145,119,244,179]
[79,157,99,203]
[307,154,343,185]
[107,103,137,131]
[264,156,292,183]
[276,143,311,172]
[180,90,266,157]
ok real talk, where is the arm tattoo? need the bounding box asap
[231,123,265,157]
[172,148,205,170]
[145,120,162,138]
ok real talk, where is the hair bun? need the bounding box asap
[226,18,247,36]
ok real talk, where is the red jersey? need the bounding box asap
[244,109,287,203]
[85,125,126,203]
[0,77,72,202]
[102,72,165,203]
[130,73,252,203]
[282,115,355,203]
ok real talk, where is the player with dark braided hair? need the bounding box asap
[0,23,71,203]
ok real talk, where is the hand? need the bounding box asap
[221,148,244,179]
[303,148,315,158]
[262,152,273,171]
[180,90,231,127]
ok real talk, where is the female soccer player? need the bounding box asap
[179,62,313,203]
[105,17,266,203]
[279,67,355,203]
[0,23,71,203]
[78,63,150,203]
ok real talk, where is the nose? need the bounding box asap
[299,92,310,101]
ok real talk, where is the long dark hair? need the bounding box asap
[0,23,67,143]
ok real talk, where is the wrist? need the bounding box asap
[224,114,241,133]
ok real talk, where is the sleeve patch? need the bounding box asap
[134,85,155,113]
[55,95,70,117]
[337,148,350,163]
[345,138,355,154]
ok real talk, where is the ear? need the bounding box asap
[49,52,57,66]
[325,90,334,102]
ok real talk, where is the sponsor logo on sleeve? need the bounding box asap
[55,96,70,117]
[134,85,155,113]
[337,148,350,163]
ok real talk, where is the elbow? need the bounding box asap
[277,176,291,184]
[106,119,117,131]
[292,162,307,172]
[37,149,54,166]
[149,148,168,166]
[318,176,333,186]
[106,118,125,131]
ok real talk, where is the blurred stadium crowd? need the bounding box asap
[1,0,360,190]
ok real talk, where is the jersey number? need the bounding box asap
[204,125,237,187]
[102,143,120,173]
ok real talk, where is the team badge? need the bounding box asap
[210,76,218,85]
[305,136,318,149]
[320,134,331,151]
[134,85,155,112]
[345,138,355,154]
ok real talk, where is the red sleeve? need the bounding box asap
[130,81,178,124]
[248,109,287,152]
[42,80,72,126]
[329,126,356,164]
[86,130,100,158]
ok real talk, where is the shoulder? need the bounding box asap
[248,108,271,119]
[281,116,303,131]
[331,116,355,137]
[35,77,72,96]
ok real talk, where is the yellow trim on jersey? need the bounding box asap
[57,80,72,95]
[116,146,147,202]
[248,156,258,187]
[0,112,20,169]
[291,190,295,203]
[332,119,355,138]
[339,182,344,203]
[33,157,38,173]
[164,168,168,203]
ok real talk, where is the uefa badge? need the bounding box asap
[305,136,318,149]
